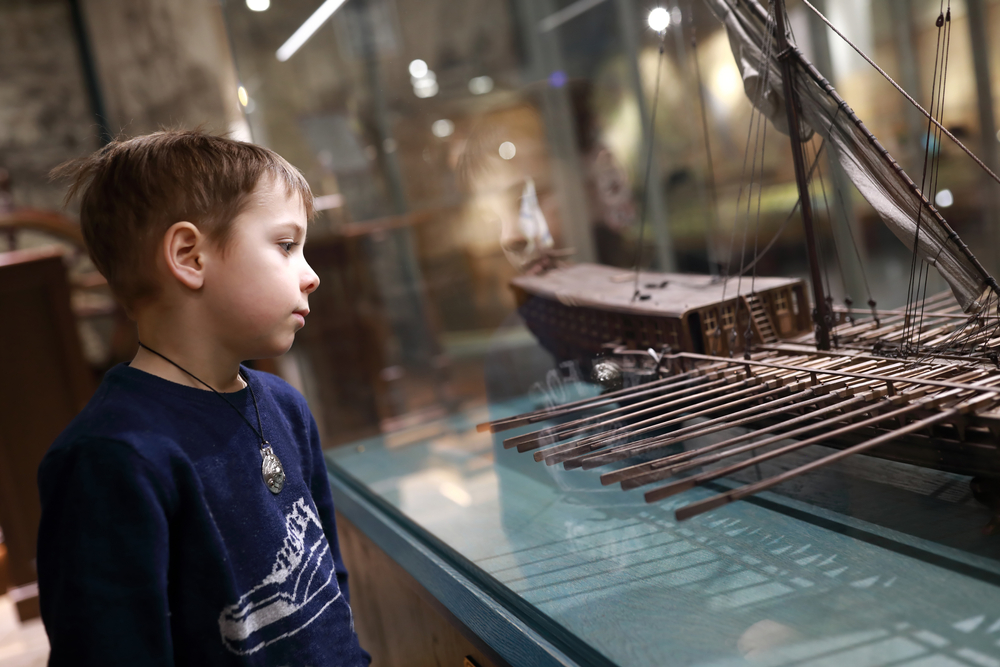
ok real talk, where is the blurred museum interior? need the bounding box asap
[5,0,1000,664]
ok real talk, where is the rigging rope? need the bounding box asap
[734,0,776,356]
[732,0,999,360]
[720,1,776,354]
[919,5,953,345]
[689,12,722,276]
[734,139,829,279]
[632,31,667,303]
[906,3,951,354]
[741,78,772,354]
[903,4,943,349]
[799,0,1000,189]
[813,145,847,319]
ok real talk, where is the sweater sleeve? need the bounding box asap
[37,438,175,667]
[306,415,352,604]
[305,414,373,666]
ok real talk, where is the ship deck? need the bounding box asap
[510,264,803,318]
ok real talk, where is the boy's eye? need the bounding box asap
[279,242,299,253]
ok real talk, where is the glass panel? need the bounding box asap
[222,0,1000,663]
[326,339,1000,664]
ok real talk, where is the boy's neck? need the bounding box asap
[131,345,246,393]
[131,316,246,393]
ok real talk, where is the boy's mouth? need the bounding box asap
[292,308,309,328]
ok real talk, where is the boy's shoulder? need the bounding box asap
[45,364,184,462]
[46,364,312,458]
[47,365,308,457]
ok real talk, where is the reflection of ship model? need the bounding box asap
[483,0,1000,529]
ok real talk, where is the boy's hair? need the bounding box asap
[53,130,314,308]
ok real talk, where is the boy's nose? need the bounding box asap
[302,262,320,294]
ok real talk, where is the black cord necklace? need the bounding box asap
[137,341,286,494]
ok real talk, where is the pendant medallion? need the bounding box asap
[261,445,285,494]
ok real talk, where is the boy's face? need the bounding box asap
[203,176,319,359]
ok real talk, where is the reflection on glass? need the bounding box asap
[222,0,1000,662]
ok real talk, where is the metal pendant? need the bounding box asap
[260,445,285,495]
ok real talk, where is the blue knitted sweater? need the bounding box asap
[37,363,371,666]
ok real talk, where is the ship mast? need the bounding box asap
[773,0,831,350]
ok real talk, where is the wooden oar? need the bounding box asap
[641,364,978,486]
[645,370,990,505]
[536,354,857,466]
[585,358,894,474]
[475,363,724,433]
[673,387,1000,520]
[556,380,804,470]
[569,357,891,470]
[607,360,929,488]
[502,375,725,450]
[595,388,826,483]
[545,379,795,468]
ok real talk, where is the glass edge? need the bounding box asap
[324,455,621,667]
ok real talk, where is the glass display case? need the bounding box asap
[220,0,1000,663]
[323,333,1000,666]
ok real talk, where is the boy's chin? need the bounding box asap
[245,334,297,361]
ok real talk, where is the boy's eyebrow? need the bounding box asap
[274,221,307,237]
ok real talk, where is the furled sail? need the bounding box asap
[705,0,991,312]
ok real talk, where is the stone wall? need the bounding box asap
[0,0,245,214]
[0,0,97,210]
[81,0,245,138]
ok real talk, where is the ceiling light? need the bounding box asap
[276,0,348,62]
[411,70,436,86]
[246,0,270,10]
[409,59,428,79]
[413,79,439,98]
[499,142,516,160]
[468,75,494,95]
[431,119,454,137]
[935,189,954,208]
[648,7,670,31]
[237,86,249,107]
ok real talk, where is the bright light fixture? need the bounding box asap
[935,189,954,208]
[648,7,670,31]
[276,0,348,62]
[413,79,439,98]
[499,142,516,160]
[237,86,249,107]
[246,0,270,10]
[411,70,436,86]
[711,63,743,105]
[468,75,494,95]
[409,59,428,79]
[431,119,454,138]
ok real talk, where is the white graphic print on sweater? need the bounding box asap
[218,497,342,655]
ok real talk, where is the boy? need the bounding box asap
[37,130,370,666]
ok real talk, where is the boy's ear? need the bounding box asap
[162,221,206,290]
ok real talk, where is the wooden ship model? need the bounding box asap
[512,264,811,361]
[480,0,1000,530]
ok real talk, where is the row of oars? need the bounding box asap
[477,342,1000,520]
[666,362,1000,520]
[828,292,1000,354]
